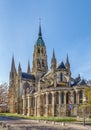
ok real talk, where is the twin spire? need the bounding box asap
[11,55,16,73]
[11,56,31,74]
[65,54,70,69]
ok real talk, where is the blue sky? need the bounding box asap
[0,0,91,83]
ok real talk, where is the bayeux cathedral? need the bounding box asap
[8,23,88,117]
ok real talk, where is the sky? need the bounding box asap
[0,0,91,83]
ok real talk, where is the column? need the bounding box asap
[45,92,48,117]
[76,90,79,115]
[52,92,55,116]
[27,94,31,116]
[71,91,74,104]
[22,95,26,115]
[76,90,79,105]
[34,95,37,116]
[64,91,67,104]
[64,91,67,116]
[37,95,40,117]
[59,91,61,116]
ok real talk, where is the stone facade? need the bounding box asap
[8,24,88,117]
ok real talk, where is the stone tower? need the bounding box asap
[32,23,48,79]
[9,56,17,113]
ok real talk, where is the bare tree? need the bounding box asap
[0,82,8,112]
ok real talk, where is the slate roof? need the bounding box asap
[77,79,87,86]
[21,72,35,80]
[57,61,66,69]
[36,37,45,46]
[71,79,87,87]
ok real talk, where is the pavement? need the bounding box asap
[0,116,91,130]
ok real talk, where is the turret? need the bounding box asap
[65,54,70,70]
[51,49,56,72]
[10,55,17,80]
[27,60,31,74]
[18,62,22,75]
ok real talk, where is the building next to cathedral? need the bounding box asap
[8,23,88,117]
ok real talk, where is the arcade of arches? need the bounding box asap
[22,87,84,117]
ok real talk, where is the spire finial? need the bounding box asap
[18,62,21,72]
[65,53,70,69]
[53,48,55,58]
[11,55,16,73]
[27,60,31,74]
[38,18,42,37]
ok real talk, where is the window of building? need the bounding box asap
[61,92,64,104]
[41,48,43,54]
[42,59,44,67]
[74,91,76,104]
[60,73,63,81]
[79,90,83,103]
[56,92,59,104]
[38,48,40,54]
[44,94,46,104]
[48,93,52,104]
[66,92,70,104]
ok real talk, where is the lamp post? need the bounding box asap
[83,95,86,126]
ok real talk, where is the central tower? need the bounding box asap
[32,23,48,79]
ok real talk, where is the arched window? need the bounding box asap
[79,90,83,103]
[66,92,70,104]
[56,92,59,104]
[41,48,43,54]
[37,59,41,68]
[38,48,40,54]
[23,82,30,95]
[31,97,35,107]
[48,93,52,104]
[61,92,64,104]
[60,73,63,81]
[74,91,76,104]
[42,59,44,67]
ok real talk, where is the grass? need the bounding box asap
[0,113,77,122]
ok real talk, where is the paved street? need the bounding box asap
[0,116,91,130]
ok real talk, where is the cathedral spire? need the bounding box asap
[65,54,70,70]
[18,62,22,73]
[11,55,16,73]
[53,48,55,59]
[36,19,45,46]
[51,49,56,71]
[27,60,31,74]
[38,18,42,37]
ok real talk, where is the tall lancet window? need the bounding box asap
[56,92,59,104]
[61,92,64,104]
[60,73,63,81]
[48,93,52,104]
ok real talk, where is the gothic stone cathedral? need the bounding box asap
[8,24,88,117]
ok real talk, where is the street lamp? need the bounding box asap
[83,95,86,126]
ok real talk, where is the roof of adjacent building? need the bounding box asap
[72,78,87,87]
[77,79,87,86]
[21,72,35,80]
